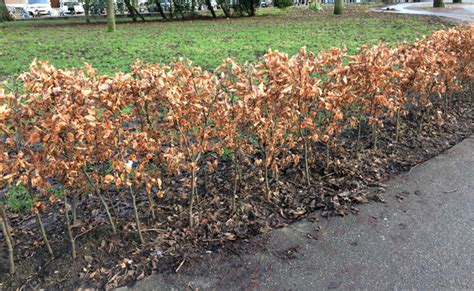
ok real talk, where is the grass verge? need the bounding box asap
[0,5,451,80]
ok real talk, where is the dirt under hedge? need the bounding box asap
[0,90,472,289]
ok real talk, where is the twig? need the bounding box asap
[141,228,167,233]
[202,238,222,242]
[443,189,457,194]
[106,268,125,286]
[74,225,97,240]
[175,257,186,273]
[407,163,420,174]
[54,270,71,285]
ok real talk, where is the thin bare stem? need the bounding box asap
[304,139,311,186]
[63,190,76,259]
[418,109,425,135]
[106,189,119,224]
[355,115,363,157]
[264,165,270,200]
[189,168,196,228]
[204,166,209,195]
[0,215,15,274]
[146,190,156,220]
[372,123,378,150]
[82,166,117,234]
[326,141,330,169]
[231,155,239,213]
[34,211,54,257]
[27,178,54,257]
[72,193,78,226]
[1,207,14,246]
[395,108,401,143]
[129,185,144,244]
[444,82,449,117]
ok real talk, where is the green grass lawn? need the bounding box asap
[0,5,450,79]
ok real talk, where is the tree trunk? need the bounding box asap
[243,0,256,16]
[172,0,185,19]
[0,0,13,22]
[248,0,256,16]
[84,0,91,23]
[124,0,137,21]
[334,0,343,15]
[221,5,230,18]
[155,0,167,19]
[124,0,145,21]
[169,2,174,18]
[106,0,116,32]
[433,0,445,8]
[205,0,216,18]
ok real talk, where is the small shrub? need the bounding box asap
[274,0,293,9]
[6,185,31,213]
[309,2,322,11]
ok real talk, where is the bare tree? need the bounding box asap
[106,0,116,31]
[0,0,14,22]
[84,0,91,23]
[205,0,216,18]
[334,0,343,15]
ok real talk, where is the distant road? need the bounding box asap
[376,1,474,22]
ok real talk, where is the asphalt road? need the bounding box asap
[120,136,474,290]
[379,1,474,23]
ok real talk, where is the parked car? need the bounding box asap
[6,0,52,17]
[9,6,33,19]
[83,0,104,15]
[59,1,85,15]
[6,6,15,17]
[147,0,171,12]
[260,1,270,7]
[25,0,53,16]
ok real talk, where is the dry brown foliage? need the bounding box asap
[0,24,473,274]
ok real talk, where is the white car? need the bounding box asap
[23,0,53,16]
[60,1,85,15]
[7,6,33,19]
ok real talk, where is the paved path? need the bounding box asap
[376,1,474,23]
[120,136,474,290]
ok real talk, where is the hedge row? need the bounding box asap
[0,24,473,274]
